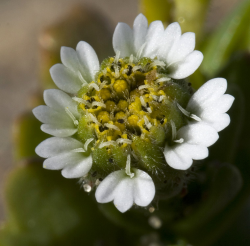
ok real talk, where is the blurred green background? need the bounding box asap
[0,0,249,245]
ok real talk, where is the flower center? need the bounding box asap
[74,55,193,177]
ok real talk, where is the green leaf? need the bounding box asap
[173,0,211,44]
[200,0,250,77]
[0,161,128,246]
[140,0,173,24]
[12,112,49,161]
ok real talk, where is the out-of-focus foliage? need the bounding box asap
[1,1,250,245]
[200,0,250,77]
[39,5,114,90]
[140,0,173,24]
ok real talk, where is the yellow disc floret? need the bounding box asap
[97,111,110,123]
[127,115,139,127]
[99,88,111,101]
[113,80,128,94]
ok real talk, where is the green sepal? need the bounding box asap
[148,125,166,147]
[162,80,192,107]
[77,116,96,143]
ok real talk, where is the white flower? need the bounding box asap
[164,122,219,170]
[33,89,80,137]
[113,13,203,79]
[50,41,99,94]
[186,78,235,132]
[35,137,93,178]
[95,155,155,213]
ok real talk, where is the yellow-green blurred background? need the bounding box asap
[0,0,244,223]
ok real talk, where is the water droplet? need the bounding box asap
[83,184,91,192]
[148,216,162,229]
[149,206,155,213]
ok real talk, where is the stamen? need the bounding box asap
[155,77,171,83]
[77,71,88,86]
[114,65,120,78]
[131,151,139,160]
[132,66,142,73]
[143,116,152,129]
[72,97,91,107]
[114,50,120,63]
[159,95,164,102]
[88,113,100,125]
[116,138,132,145]
[103,68,107,76]
[89,83,100,91]
[190,114,201,121]
[104,123,120,131]
[170,120,177,141]
[176,103,201,121]
[174,138,184,143]
[150,60,165,68]
[125,154,134,178]
[140,96,146,107]
[129,54,134,64]
[98,141,116,149]
[136,43,146,59]
[147,107,152,113]
[65,107,78,126]
[72,148,86,152]
[92,101,106,108]
[122,68,128,74]
[84,138,94,151]
[138,85,150,90]
[99,81,108,90]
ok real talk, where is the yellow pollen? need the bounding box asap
[127,115,139,127]
[106,100,116,112]
[97,111,110,123]
[99,88,111,101]
[115,111,126,121]
[113,80,128,94]
[117,100,128,111]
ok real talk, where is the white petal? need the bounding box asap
[41,124,77,137]
[43,89,79,117]
[35,137,84,158]
[113,23,134,57]
[143,21,165,58]
[203,113,231,132]
[167,32,195,65]
[76,41,100,82]
[133,169,155,206]
[187,78,228,111]
[33,106,73,126]
[113,177,134,213]
[158,22,181,61]
[43,152,84,170]
[177,122,219,147]
[169,50,203,79]
[164,144,192,170]
[133,14,148,53]
[199,94,235,117]
[95,170,125,203]
[50,64,82,94]
[61,154,92,178]
[60,46,80,73]
[177,143,208,160]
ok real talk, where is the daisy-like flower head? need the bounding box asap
[33,14,234,213]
